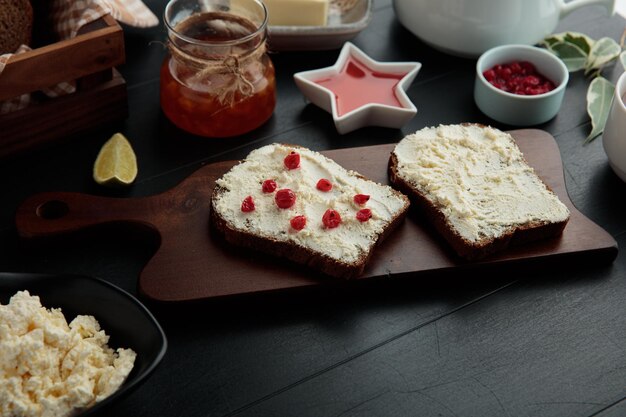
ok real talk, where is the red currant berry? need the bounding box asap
[241,196,255,212]
[322,209,342,228]
[496,66,512,80]
[484,61,555,96]
[525,75,540,86]
[290,215,307,231]
[483,69,496,82]
[356,208,372,222]
[275,189,296,209]
[262,179,277,193]
[284,151,300,170]
[353,194,370,205]
[316,178,332,192]
[520,61,536,74]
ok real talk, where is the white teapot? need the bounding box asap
[393,0,616,57]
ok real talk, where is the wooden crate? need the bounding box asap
[0,14,127,158]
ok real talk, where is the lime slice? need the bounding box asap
[93,133,138,187]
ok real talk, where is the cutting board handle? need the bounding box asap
[15,192,156,239]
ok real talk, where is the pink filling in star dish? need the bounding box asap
[294,42,421,134]
[316,57,405,116]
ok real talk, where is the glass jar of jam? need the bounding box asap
[161,0,276,137]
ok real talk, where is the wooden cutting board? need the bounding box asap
[15,130,618,302]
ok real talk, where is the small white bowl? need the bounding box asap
[474,44,569,126]
[294,42,421,134]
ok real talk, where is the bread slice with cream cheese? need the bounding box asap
[388,124,570,260]
[211,143,410,278]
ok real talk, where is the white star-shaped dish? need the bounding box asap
[293,42,421,134]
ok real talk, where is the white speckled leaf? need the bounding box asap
[542,34,565,48]
[549,42,588,72]
[586,76,615,142]
[620,51,626,71]
[563,32,595,55]
[545,32,595,52]
[587,37,621,72]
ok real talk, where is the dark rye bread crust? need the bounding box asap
[0,0,33,54]
[210,164,410,280]
[388,152,569,261]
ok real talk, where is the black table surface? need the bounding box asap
[1,1,626,416]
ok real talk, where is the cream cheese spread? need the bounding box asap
[0,291,137,417]
[213,144,408,263]
[393,124,570,242]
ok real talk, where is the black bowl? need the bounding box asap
[0,272,167,416]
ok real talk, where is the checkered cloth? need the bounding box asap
[0,0,158,114]
[52,0,159,39]
[103,0,159,28]
[0,45,32,114]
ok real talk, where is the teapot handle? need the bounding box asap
[560,0,616,18]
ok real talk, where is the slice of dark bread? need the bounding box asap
[211,143,410,279]
[0,0,33,54]
[388,124,570,260]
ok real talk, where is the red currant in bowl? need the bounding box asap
[474,44,568,126]
[482,61,556,96]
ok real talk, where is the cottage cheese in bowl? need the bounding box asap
[0,291,136,417]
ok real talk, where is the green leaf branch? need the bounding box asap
[542,31,626,143]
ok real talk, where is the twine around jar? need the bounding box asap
[167,40,266,106]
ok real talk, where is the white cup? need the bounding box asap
[602,72,626,181]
